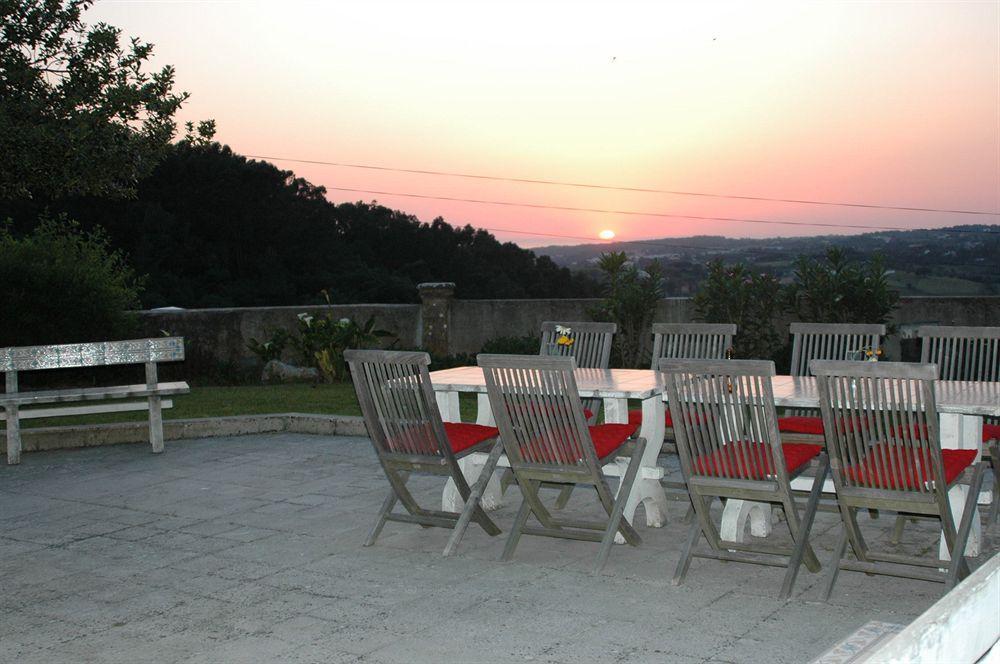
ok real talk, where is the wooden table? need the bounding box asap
[429,366,670,540]
[724,376,1000,558]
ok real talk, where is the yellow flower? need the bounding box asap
[556,335,574,346]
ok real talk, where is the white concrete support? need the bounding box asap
[939,412,982,558]
[612,394,669,543]
[439,390,505,513]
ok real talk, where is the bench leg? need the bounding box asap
[148,395,164,454]
[5,404,20,465]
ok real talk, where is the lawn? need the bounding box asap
[21,383,480,429]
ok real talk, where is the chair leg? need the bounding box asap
[365,490,398,547]
[672,518,701,586]
[500,468,516,495]
[500,496,533,562]
[987,441,1000,526]
[780,456,828,599]
[821,529,848,601]
[443,442,504,557]
[553,486,574,510]
[593,443,646,573]
[946,463,986,589]
[890,514,908,544]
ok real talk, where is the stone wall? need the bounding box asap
[137,292,1000,377]
[138,303,420,377]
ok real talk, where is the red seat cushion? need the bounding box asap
[691,441,822,480]
[843,445,977,490]
[444,422,499,454]
[983,424,1000,442]
[627,408,674,428]
[778,416,825,435]
[583,408,595,421]
[590,423,639,460]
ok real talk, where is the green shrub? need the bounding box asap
[588,252,664,368]
[480,334,540,355]
[693,260,783,361]
[786,248,899,326]
[0,218,143,347]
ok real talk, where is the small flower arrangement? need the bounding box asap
[555,325,575,348]
[851,346,883,362]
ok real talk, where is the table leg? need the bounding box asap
[440,390,504,513]
[720,500,773,543]
[613,395,668,543]
[939,413,981,559]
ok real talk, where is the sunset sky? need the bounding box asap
[90,1,999,247]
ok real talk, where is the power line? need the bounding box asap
[247,154,1000,217]
[325,185,1000,235]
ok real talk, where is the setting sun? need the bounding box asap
[598,229,616,240]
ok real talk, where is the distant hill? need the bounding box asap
[534,226,1000,296]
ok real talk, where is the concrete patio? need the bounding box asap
[1,434,994,663]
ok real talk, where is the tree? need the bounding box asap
[0,0,194,201]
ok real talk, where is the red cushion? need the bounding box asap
[444,422,499,454]
[983,424,1000,442]
[583,408,594,421]
[778,416,824,435]
[691,441,822,480]
[843,445,977,490]
[627,408,674,428]
[590,423,639,460]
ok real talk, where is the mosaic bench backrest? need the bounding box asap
[0,338,185,373]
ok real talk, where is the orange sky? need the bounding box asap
[90,1,999,247]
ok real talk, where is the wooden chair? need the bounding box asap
[916,326,1000,526]
[345,349,503,557]
[660,358,828,599]
[539,321,615,424]
[628,323,737,431]
[779,322,886,441]
[811,360,986,598]
[479,353,646,573]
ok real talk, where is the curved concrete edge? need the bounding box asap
[1,413,368,454]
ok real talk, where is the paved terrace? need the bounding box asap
[2,434,995,663]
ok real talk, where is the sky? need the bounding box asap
[89,1,999,247]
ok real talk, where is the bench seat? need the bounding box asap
[0,381,189,406]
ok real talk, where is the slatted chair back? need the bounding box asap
[479,354,598,474]
[649,323,735,369]
[811,360,944,496]
[539,321,615,368]
[660,359,787,484]
[789,323,885,376]
[919,326,1000,382]
[345,350,451,461]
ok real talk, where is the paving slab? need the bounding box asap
[1,433,995,664]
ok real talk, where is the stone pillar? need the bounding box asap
[418,282,455,357]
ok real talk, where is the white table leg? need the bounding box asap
[440,390,504,512]
[613,395,668,543]
[939,413,982,558]
[475,393,495,426]
[721,500,773,543]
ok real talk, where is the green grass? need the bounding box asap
[21,383,480,429]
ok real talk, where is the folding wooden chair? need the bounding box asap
[897,325,1000,532]
[345,350,503,557]
[628,323,737,435]
[479,353,646,573]
[660,359,828,599]
[779,322,886,441]
[811,360,987,598]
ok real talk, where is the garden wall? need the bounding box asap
[137,288,1000,378]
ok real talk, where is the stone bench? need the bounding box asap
[1,337,189,464]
